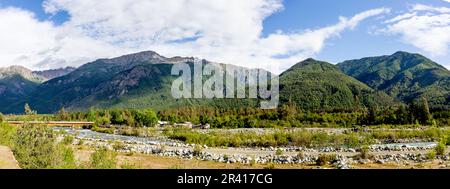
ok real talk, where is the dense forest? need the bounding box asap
[11,96,449,129]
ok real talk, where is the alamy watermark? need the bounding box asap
[171,59,279,109]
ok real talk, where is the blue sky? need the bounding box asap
[0,0,449,72]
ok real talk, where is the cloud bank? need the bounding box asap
[382,4,450,57]
[0,0,389,73]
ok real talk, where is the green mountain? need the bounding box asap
[2,51,448,114]
[279,58,395,111]
[0,66,42,111]
[338,51,450,110]
[5,51,261,113]
[0,75,40,111]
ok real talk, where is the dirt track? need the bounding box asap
[0,145,20,169]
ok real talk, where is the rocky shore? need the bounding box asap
[70,136,449,169]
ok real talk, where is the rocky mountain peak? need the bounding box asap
[0,65,44,81]
[103,50,167,64]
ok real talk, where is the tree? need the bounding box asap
[24,103,37,115]
[279,103,299,120]
[58,107,69,120]
[411,97,433,125]
[134,109,158,127]
[87,108,97,122]
[0,112,4,123]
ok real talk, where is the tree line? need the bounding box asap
[12,97,450,128]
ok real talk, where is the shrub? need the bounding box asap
[434,141,446,156]
[61,135,74,145]
[426,151,436,160]
[89,147,117,169]
[193,145,203,156]
[13,125,75,169]
[359,145,371,159]
[297,152,305,159]
[58,145,77,169]
[316,154,337,166]
[112,141,127,151]
[275,149,283,156]
[0,123,16,147]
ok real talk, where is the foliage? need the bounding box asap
[193,145,203,156]
[434,141,446,156]
[61,135,74,145]
[164,128,376,148]
[279,58,395,112]
[24,103,37,115]
[89,147,118,169]
[0,123,16,147]
[338,51,450,110]
[358,145,371,159]
[316,154,337,166]
[275,149,283,156]
[426,151,436,160]
[12,125,75,169]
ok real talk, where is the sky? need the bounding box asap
[0,0,449,74]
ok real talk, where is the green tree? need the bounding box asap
[279,103,299,120]
[24,103,37,115]
[0,112,4,123]
[411,98,433,125]
[134,109,158,127]
[58,107,69,120]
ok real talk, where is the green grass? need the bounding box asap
[163,127,450,148]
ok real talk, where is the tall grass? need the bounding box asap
[163,127,450,148]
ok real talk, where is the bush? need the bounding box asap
[13,125,75,169]
[61,135,74,145]
[58,145,77,169]
[434,141,446,156]
[193,145,203,156]
[0,123,16,147]
[90,147,117,169]
[275,149,283,156]
[112,141,127,151]
[359,145,371,159]
[316,154,337,166]
[426,151,436,160]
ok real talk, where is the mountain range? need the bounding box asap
[0,51,449,114]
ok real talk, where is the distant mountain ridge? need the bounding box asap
[0,66,45,82]
[3,51,263,113]
[0,50,449,114]
[338,51,450,110]
[33,67,76,81]
[0,65,75,112]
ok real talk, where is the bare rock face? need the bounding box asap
[102,51,167,64]
[0,65,45,82]
[33,67,76,81]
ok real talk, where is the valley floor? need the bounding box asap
[72,146,450,169]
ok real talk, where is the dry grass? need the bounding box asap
[0,145,20,169]
[73,146,316,169]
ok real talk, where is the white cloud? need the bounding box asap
[0,0,388,73]
[382,4,450,56]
